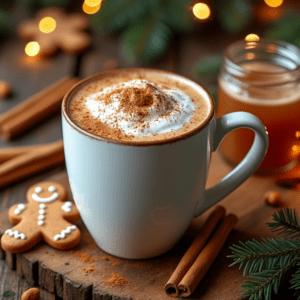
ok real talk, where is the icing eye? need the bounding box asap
[35,186,42,193]
[48,186,56,192]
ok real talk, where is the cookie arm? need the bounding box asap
[42,219,81,250]
[1,222,42,253]
[60,201,81,223]
[8,203,27,224]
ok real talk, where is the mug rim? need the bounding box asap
[62,68,215,146]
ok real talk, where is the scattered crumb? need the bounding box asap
[101,256,110,261]
[104,273,128,286]
[110,260,120,266]
[71,250,96,262]
[83,264,98,275]
[264,190,282,207]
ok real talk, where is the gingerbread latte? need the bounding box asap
[68,69,210,142]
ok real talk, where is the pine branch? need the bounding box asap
[241,257,300,300]
[290,263,300,298]
[268,208,300,239]
[193,54,223,79]
[216,0,252,34]
[155,0,194,33]
[228,238,300,276]
[121,16,172,64]
[90,0,151,33]
[265,11,300,46]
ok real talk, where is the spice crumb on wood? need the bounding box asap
[104,273,129,286]
[83,264,99,275]
[70,250,96,262]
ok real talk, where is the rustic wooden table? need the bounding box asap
[0,13,300,300]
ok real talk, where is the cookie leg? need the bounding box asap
[1,225,42,253]
[42,220,81,250]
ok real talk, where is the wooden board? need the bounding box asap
[1,151,299,300]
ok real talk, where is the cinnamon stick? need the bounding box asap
[0,76,80,140]
[165,205,226,297]
[177,214,238,297]
[0,143,49,163]
[0,139,64,189]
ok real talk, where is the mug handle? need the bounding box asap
[195,111,269,217]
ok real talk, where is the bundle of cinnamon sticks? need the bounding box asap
[0,140,64,189]
[0,76,79,140]
[165,205,238,298]
[0,76,79,188]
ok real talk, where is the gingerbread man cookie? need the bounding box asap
[1,182,81,253]
[18,7,91,56]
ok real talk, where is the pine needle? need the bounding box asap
[229,207,300,300]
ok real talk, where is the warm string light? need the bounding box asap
[39,17,56,33]
[291,145,300,157]
[245,34,260,42]
[264,0,283,8]
[192,3,211,20]
[295,131,300,138]
[82,2,101,14]
[25,41,40,57]
[84,0,102,7]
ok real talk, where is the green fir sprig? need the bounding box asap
[228,208,300,300]
[90,0,194,64]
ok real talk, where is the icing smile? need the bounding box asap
[31,186,59,203]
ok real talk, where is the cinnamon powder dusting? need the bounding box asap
[71,250,96,262]
[104,273,129,286]
[69,74,209,142]
[83,264,98,275]
[70,80,176,141]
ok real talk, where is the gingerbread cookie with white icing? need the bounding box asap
[1,181,81,253]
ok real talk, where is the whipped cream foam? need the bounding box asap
[85,79,196,136]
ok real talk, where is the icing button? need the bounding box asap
[38,220,44,226]
[48,185,56,192]
[39,209,45,215]
[14,209,21,215]
[38,215,45,220]
[35,186,42,193]
[39,204,46,209]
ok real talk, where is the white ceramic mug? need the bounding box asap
[62,69,268,259]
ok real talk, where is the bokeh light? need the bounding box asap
[25,41,40,57]
[193,3,211,20]
[295,131,300,138]
[245,34,260,42]
[83,2,101,14]
[291,145,300,157]
[264,0,283,8]
[84,0,102,7]
[39,17,56,33]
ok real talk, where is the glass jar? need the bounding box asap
[216,38,300,172]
